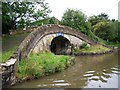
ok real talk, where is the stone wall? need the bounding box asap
[0,58,17,88]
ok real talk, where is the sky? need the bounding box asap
[46,0,119,20]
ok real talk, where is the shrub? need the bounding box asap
[17,52,72,80]
[80,42,89,49]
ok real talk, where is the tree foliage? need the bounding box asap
[88,13,109,26]
[93,21,118,42]
[61,9,91,35]
[2,1,51,34]
[88,13,119,43]
[32,16,60,26]
[118,22,120,42]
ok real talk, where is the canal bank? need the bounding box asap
[11,50,120,88]
[1,45,119,88]
[1,52,75,88]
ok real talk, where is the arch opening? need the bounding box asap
[50,36,71,55]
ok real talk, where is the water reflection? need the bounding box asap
[11,50,119,88]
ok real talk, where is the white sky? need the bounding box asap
[46,0,119,20]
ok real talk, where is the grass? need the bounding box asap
[105,42,120,47]
[1,32,74,81]
[0,52,2,63]
[2,32,30,52]
[88,29,107,45]
[88,30,120,47]
[74,45,111,53]
[1,47,17,63]
[1,32,30,63]
[16,52,73,80]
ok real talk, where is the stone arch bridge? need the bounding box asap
[1,24,99,87]
[17,24,97,60]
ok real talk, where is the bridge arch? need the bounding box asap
[50,36,71,55]
[18,24,97,60]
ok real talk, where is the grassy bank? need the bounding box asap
[105,42,120,47]
[17,52,74,80]
[1,47,17,63]
[88,30,120,47]
[1,32,30,63]
[2,32,29,52]
[74,45,111,54]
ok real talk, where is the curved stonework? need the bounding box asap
[32,34,84,54]
[17,24,98,60]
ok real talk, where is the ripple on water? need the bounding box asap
[85,70,95,74]
[83,73,94,77]
[53,80,65,83]
[102,72,111,78]
[51,83,71,86]
[99,76,108,83]
[83,70,95,77]
[88,76,99,81]
[111,66,120,74]
[37,82,71,88]
[52,80,71,87]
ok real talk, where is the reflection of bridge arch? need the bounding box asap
[18,24,97,60]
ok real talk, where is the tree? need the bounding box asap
[93,21,118,42]
[2,1,51,34]
[113,21,120,42]
[61,9,90,35]
[98,13,109,20]
[48,17,60,24]
[31,17,60,26]
[88,13,109,26]
[118,22,120,42]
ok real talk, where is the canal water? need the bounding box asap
[11,50,120,88]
